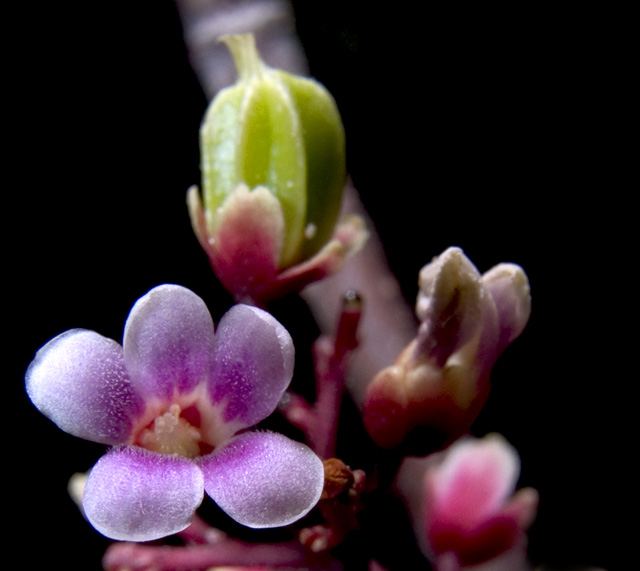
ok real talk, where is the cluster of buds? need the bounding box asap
[362,247,531,449]
[188,34,366,304]
[24,26,546,571]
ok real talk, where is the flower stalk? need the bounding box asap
[279,290,362,459]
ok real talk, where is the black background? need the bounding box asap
[10,2,625,569]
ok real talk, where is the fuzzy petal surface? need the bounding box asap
[83,446,204,541]
[25,329,143,445]
[123,285,216,400]
[200,431,323,528]
[208,305,294,431]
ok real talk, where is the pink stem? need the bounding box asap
[103,539,325,571]
[301,183,416,408]
[278,391,314,434]
[177,513,228,545]
[278,292,362,458]
[310,291,362,458]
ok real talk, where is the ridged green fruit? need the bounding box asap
[200,34,346,268]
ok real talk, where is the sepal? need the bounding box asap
[188,184,367,303]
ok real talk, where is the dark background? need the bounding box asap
[11,1,625,569]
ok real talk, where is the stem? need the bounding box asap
[103,539,324,571]
[177,513,228,545]
[174,0,307,96]
[221,33,265,81]
[278,390,314,434]
[277,290,361,458]
[310,291,362,458]
[301,182,416,407]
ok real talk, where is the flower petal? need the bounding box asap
[83,446,204,541]
[396,434,534,566]
[123,285,216,400]
[481,263,531,355]
[208,305,294,431]
[200,431,323,528]
[430,434,519,527]
[25,329,143,445]
[416,247,484,365]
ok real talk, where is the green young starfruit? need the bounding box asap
[188,34,364,302]
[201,33,345,267]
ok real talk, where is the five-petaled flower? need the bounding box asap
[26,284,324,541]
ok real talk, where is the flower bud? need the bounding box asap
[416,247,485,366]
[200,34,346,269]
[481,263,531,355]
[395,434,538,568]
[363,248,531,449]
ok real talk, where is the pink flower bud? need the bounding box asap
[395,434,538,568]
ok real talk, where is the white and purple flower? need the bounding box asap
[26,284,324,541]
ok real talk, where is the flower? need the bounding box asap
[26,284,324,541]
[395,434,538,569]
[362,247,531,448]
[188,34,367,303]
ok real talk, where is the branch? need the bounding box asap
[103,539,324,571]
[175,0,416,404]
